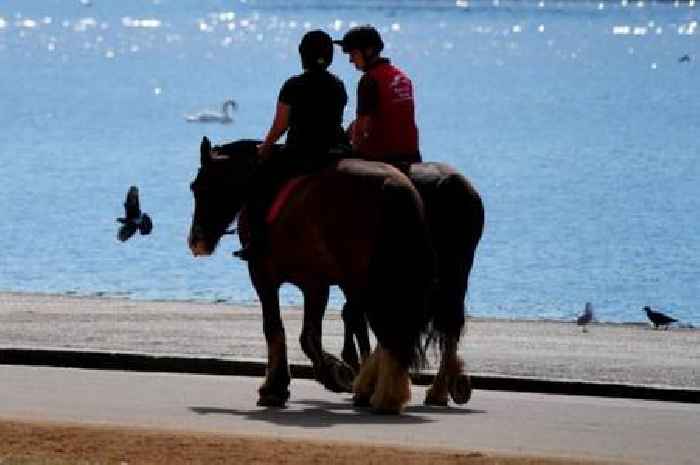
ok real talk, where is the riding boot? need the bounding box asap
[233,147,324,260]
[233,163,281,261]
[233,203,268,261]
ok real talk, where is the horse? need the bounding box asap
[188,137,436,413]
[339,161,485,406]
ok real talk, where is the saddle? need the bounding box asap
[265,176,309,224]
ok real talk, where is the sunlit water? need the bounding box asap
[1,0,698,324]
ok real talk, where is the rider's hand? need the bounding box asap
[346,121,356,139]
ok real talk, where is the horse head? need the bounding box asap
[188,136,260,256]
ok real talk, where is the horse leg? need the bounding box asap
[352,345,379,407]
[425,335,471,406]
[299,285,355,393]
[341,301,360,371]
[423,174,482,406]
[353,345,412,414]
[368,346,411,414]
[341,300,372,372]
[424,277,467,406]
[256,288,291,407]
[425,261,474,406]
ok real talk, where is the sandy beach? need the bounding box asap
[1,292,697,388]
[0,419,625,465]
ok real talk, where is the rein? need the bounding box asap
[222,212,242,236]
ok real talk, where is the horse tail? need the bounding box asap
[366,177,436,370]
[428,173,484,348]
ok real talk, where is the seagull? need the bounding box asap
[185,99,237,124]
[576,302,594,332]
[116,186,152,242]
[643,306,677,330]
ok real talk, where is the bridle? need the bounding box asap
[222,211,242,235]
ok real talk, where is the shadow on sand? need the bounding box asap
[189,397,484,428]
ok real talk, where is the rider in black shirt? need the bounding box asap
[235,30,349,260]
[277,66,347,159]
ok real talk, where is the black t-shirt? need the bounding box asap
[279,70,348,155]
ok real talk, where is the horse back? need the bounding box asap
[408,161,484,251]
[262,159,430,286]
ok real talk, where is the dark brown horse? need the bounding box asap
[340,162,485,406]
[188,137,435,413]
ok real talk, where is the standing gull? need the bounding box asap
[576,302,594,333]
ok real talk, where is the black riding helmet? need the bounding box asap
[299,30,334,71]
[333,25,384,55]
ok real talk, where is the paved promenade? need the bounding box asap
[1,293,698,388]
[2,365,699,465]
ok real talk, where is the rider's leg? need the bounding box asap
[234,153,292,260]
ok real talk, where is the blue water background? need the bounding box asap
[1,1,698,324]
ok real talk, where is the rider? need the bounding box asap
[234,30,349,260]
[334,25,421,168]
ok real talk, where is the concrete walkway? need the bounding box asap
[1,292,698,388]
[1,365,698,465]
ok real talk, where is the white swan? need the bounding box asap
[185,99,237,124]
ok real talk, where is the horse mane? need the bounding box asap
[213,139,260,157]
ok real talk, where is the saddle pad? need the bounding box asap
[266,176,308,224]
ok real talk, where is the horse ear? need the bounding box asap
[200,136,212,166]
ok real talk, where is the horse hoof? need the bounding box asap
[371,406,401,415]
[424,387,449,406]
[331,362,356,393]
[257,394,288,408]
[257,385,289,407]
[352,393,371,407]
[318,359,355,393]
[424,395,449,407]
[449,374,472,405]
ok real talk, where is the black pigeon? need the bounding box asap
[643,306,677,330]
[116,186,152,241]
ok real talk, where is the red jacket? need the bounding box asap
[357,61,419,161]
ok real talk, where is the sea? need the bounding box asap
[1,0,698,325]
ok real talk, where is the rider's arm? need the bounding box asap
[351,115,371,151]
[351,74,378,153]
[258,101,290,158]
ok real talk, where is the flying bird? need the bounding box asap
[577,302,594,332]
[678,54,691,63]
[116,186,152,242]
[185,99,237,124]
[643,306,677,330]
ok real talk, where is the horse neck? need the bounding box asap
[222,142,262,192]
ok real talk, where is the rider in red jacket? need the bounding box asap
[334,25,421,166]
